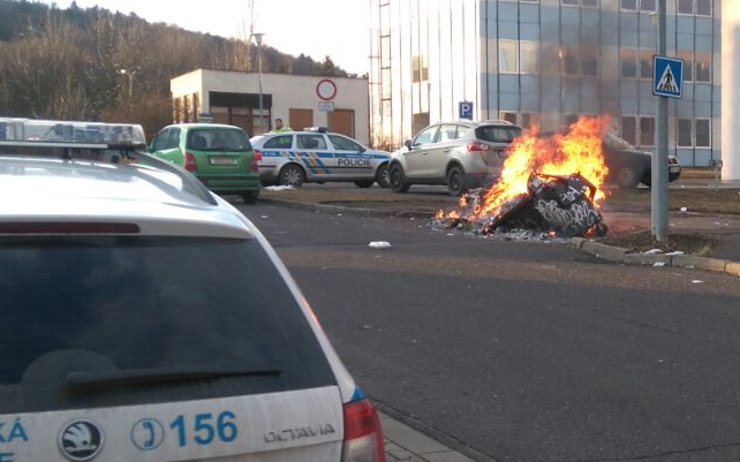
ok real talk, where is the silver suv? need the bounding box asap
[388,120,522,195]
[0,119,386,462]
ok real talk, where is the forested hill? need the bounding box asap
[0,0,351,134]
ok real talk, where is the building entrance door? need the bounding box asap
[328,109,355,137]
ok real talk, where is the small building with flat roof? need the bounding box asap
[170,69,370,144]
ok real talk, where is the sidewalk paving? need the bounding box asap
[380,413,479,462]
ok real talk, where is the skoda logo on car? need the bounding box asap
[58,420,104,461]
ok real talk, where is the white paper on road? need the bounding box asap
[645,249,664,255]
[653,262,667,267]
[264,185,295,191]
[369,241,391,249]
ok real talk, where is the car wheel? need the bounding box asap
[354,180,374,188]
[446,165,466,196]
[242,191,259,204]
[376,163,391,188]
[615,166,640,189]
[278,164,306,188]
[389,164,410,193]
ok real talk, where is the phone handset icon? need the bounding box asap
[143,420,156,448]
[132,418,164,451]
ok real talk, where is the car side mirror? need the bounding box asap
[404,139,413,149]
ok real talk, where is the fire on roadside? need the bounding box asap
[436,115,613,224]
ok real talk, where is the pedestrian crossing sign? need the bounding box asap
[653,56,683,98]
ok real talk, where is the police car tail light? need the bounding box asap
[251,150,262,173]
[184,152,197,172]
[342,399,386,462]
[467,142,490,152]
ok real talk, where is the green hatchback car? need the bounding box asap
[150,123,261,203]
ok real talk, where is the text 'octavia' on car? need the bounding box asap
[150,123,262,203]
[388,119,523,196]
[0,117,387,462]
[251,127,391,188]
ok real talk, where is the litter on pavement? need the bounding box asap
[369,241,392,249]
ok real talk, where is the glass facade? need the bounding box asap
[370,0,720,166]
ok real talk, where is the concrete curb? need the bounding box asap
[572,239,738,278]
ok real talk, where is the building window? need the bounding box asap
[620,49,637,78]
[639,117,655,146]
[500,112,518,125]
[696,0,711,15]
[695,53,711,82]
[677,51,693,81]
[621,117,637,145]
[677,119,693,146]
[678,0,693,14]
[562,0,579,5]
[412,113,430,135]
[412,55,428,83]
[521,113,540,129]
[499,40,518,74]
[695,119,711,147]
[640,0,656,11]
[621,0,637,11]
[639,50,653,80]
[582,0,598,7]
[520,42,540,73]
[560,48,579,76]
[582,50,599,76]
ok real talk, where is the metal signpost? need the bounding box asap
[651,0,682,242]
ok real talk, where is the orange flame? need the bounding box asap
[471,115,612,220]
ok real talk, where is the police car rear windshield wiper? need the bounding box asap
[65,366,282,391]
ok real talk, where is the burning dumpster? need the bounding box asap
[436,116,612,238]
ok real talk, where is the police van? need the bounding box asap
[0,119,386,462]
[250,128,391,188]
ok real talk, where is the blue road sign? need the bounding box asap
[653,56,683,98]
[459,101,474,120]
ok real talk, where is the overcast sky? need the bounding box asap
[45,0,371,75]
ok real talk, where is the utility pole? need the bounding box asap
[253,32,265,134]
[652,0,668,242]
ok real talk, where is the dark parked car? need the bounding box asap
[603,133,681,188]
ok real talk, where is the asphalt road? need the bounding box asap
[239,201,740,462]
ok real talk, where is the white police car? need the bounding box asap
[251,128,391,188]
[0,119,386,462]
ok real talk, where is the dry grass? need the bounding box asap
[601,231,715,255]
[604,188,740,215]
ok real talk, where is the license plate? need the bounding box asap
[209,157,238,166]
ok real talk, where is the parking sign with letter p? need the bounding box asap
[459,101,474,120]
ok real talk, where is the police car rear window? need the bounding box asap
[475,125,522,143]
[0,236,335,414]
[263,135,292,149]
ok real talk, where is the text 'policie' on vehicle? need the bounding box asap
[251,127,391,188]
[0,117,386,462]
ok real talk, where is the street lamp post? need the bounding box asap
[118,68,137,118]
[252,32,265,133]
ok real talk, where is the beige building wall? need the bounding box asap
[170,69,370,145]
